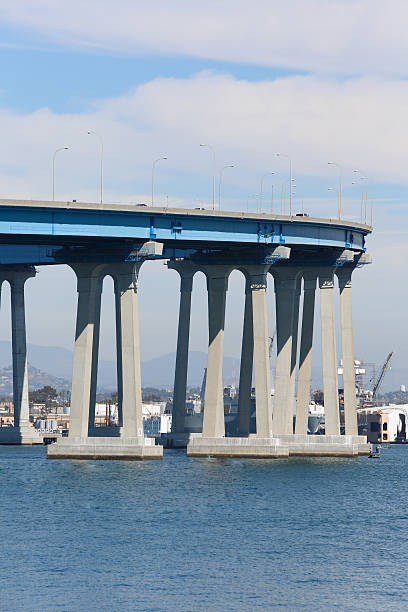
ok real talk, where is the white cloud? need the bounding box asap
[0,70,406,369]
[0,71,408,210]
[1,0,408,76]
[0,5,406,380]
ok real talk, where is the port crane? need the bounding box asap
[372,352,393,399]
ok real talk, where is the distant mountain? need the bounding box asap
[0,341,119,390]
[0,342,71,379]
[140,351,240,388]
[0,364,70,397]
[0,340,401,393]
[0,342,240,390]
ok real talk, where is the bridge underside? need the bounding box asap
[0,234,351,268]
[0,200,371,459]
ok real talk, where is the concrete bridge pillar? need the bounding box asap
[336,266,358,436]
[167,260,196,435]
[48,261,162,459]
[295,271,317,435]
[289,276,302,432]
[237,279,253,436]
[242,266,273,438]
[201,266,231,438]
[114,263,144,438]
[0,267,41,444]
[188,262,286,457]
[10,269,36,432]
[68,264,103,438]
[271,269,302,435]
[319,268,340,435]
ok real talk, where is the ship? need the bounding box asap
[180,370,324,435]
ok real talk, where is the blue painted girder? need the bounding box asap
[0,200,370,252]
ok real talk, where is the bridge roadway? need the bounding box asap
[0,198,367,264]
[0,198,372,459]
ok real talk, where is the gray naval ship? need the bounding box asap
[181,370,324,435]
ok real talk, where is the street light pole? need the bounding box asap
[218,164,235,210]
[328,161,342,218]
[361,176,369,224]
[352,174,364,223]
[280,178,294,214]
[260,172,275,213]
[246,194,258,213]
[52,147,68,201]
[200,144,216,210]
[328,186,339,216]
[276,153,292,215]
[88,131,104,204]
[152,156,168,206]
[353,169,369,224]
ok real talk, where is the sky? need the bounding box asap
[0,0,407,389]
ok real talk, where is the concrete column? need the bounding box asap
[10,268,36,428]
[88,284,103,432]
[202,266,231,438]
[289,277,302,432]
[237,280,253,436]
[319,269,340,435]
[271,269,301,435]
[114,263,144,438]
[168,261,196,434]
[69,264,103,438]
[336,266,358,436]
[250,269,273,438]
[295,272,317,434]
[114,289,123,427]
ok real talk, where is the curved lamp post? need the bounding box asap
[353,169,369,224]
[276,153,293,215]
[246,193,258,213]
[280,178,294,214]
[260,172,275,213]
[328,186,339,217]
[352,179,364,223]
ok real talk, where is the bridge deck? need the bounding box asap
[0,198,370,241]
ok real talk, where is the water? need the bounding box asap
[1,446,408,611]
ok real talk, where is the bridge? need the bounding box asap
[0,198,372,458]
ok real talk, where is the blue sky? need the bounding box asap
[0,42,304,115]
[0,1,407,388]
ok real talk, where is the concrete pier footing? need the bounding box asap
[0,425,42,445]
[278,435,370,457]
[186,434,370,458]
[47,436,163,460]
[187,435,288,458]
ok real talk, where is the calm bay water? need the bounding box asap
[1,445,408,611]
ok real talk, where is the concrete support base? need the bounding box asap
[47,436,163,460]
[279,435,370,457]
[186,434,370,458]
[161,432,191,448]
[0,426,42,445]
[187,435,288,458]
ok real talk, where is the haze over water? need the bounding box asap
[1,446,407,611]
